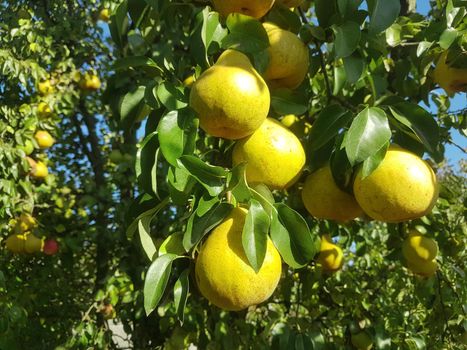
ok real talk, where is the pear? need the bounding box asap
[212,0,275,19]
[5,234,27,253]
[263,22,310,89]
[190,50,270,140]
[433,51,467,94]
[34,130,55,149]
[316,235,343,272]
[24,233,44,253]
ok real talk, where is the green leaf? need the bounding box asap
[361,141,389,178]
[367,0,401,35]
[113,56,163,76]
[270,204,318,268]
[439,28,457,50]
[183,202,234,251]
[159,232,186,256]
[343,53,364,83]
[138,216,157,261]
[136,131,159,197]
[333,65,346,95]
[333,21,361,58]
[338,0,363,18]
[109,1,129,50]
[227,163,251,203]
[156,82,188,110]
[201,9,228,58]
[308,105,352,151]
[119,86,146,127]
[157,110,198,167]
[307,330,326,350]
[242,199,270,273]
[167,166,196,205]
[315,0,338,28]
[416,41,433,57]
[264,5,302,33]
[386,23,401,47]
[221,13,270,53]
[345,107,391,165]
[271,89,309,115]
[177,155,227,196]
[126,197,170,239]
[389,102,439,154]
[144,253,177,316]
[173,269,189,323]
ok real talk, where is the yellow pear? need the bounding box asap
[263,22,310,89]
[406,259,437,277]
[24,233,44,253]
[212,0,275,19]
[80,73,101,91]
[37,102,52,117]
[402,230,438,264]
[5,234,26,253]
[433,51,467,94]
[276,0,304,7]
[14,213,37,233]
[98,8,110,22]
[190,50,270,139]
[232,118,305,189]
[38,80,54,95]
[27,157,49,179]
[316,235,343,272]
[195,207,282,311]
[301,165,363,222]
[34,130,55,149]
[353,146,438,223]
[351,331,373,350]
[183,75,196,88]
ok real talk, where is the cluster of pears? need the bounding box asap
[190,3,310,311]
[302,145,439,224]
[4,214,59,255]
[402,230,438,277]
[24,129,55,180]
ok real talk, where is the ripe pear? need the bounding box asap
[195,207,282,311]
[212,0,275,19]
[98,8,110,22]
[24,233,44,253]
[190,50,270,140]
[5,234,26,253]
[37,102,52,117]
[402,230,438,264]
[351,331,373,350]
[80,73,101,91]
[406,259,437,277]
[353,146,439,223]
[263,22,310,89]
[38,80,54,95]
[34,130,55,149]
[316,235,343,272]
[302,165,363,222]
[433,51,467,94]
[26,157,49,179]
[232,118,306,189]
[183,75,195,88]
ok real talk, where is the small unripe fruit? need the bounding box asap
[43,239,59,255]
[18,140,34,155]
[99,8,110,22]
[14,213,37,233]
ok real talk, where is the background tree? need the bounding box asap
[0,0,466,349]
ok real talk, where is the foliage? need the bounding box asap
[0,0,466,349]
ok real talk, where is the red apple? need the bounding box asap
[43,239,59,255]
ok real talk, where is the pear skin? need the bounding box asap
[190,50,270,140]
[212,0,275,19]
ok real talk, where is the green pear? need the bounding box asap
[190,50,270,140]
